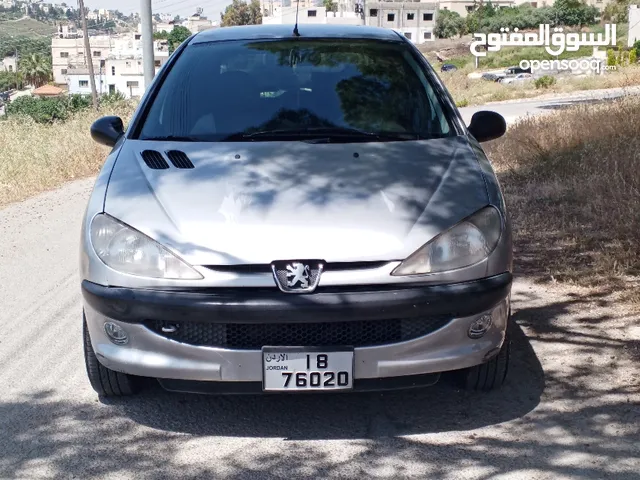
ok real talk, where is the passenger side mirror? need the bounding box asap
[467,111,507,143]
[91,116,124,147]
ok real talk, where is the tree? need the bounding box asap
[167,26,192,54]
[220,0,262,27]
[602,0,629,22]
[154,31,170,40]
[434,10,465,39]
[553,0,598,26]
[19,53,51,88]
[323,0,337,13]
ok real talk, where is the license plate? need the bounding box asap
[262,347,354,392]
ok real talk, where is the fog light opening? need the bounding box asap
[104,322,129,345]
[468,314,492,339]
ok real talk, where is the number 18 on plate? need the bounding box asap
[262,347,354,392]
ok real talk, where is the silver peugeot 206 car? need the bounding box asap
[81,24,512,398]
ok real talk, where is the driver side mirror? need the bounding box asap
[91,116,124,147]
[467,111,506,143]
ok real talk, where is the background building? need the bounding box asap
[53,32,170,95]
[262,0,437,44]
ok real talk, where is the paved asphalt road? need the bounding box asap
[458,85,640,125]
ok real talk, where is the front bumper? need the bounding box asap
[82,273,512,389]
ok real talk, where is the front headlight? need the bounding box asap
[90,214,203,279]
[392,206,502,276]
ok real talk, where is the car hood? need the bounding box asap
[104,136,489,265]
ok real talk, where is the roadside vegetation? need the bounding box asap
[0,100,136,207]
[1,96,638,307]
[442,65,640,106]
[486,97,640,306]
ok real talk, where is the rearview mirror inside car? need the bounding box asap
[467,111,507,143]
[91,116,124,147]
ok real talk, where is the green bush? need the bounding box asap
[68,94,92,112]
[607,48,617,67]
[6,95,69,123]
[630,49,638,65]
[100,91,126,106]
[534,75,557,89]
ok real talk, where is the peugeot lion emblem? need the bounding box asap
[271,260,324,294]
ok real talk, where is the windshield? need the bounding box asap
[138,39,454,142]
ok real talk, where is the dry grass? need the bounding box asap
[443,66,640,106]
[485,97,640,306]
[0,102,137,208]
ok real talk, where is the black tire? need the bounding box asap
[83,314,138,397]
[461,320,511,392]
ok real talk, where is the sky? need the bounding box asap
[80,0,230,21]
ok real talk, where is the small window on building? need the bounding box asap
[126,81,139,88]
[466,5,474,11]
[443,6,448,10]
[404,32,412,39]
[61,68,68,75]
[8,65,13,72]
[60,51,69,58]
[93,51,101,57]
[111,66,116,75]
[370,8,378,16]
[126,61,131,67]
[423,13,433,20]
[307,9,316,17]
[387,13,395,21]
[423,31,432,40]
[79,80,89,87]
[407,13,414,20]
[155,60,161,67]
[135,34,141,40]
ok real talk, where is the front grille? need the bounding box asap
[145,317,452,349]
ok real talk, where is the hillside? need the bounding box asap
[0,18,54,60]
[0,17,56,38]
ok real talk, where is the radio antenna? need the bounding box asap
[293,0,300,36]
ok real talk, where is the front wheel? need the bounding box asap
[460,319,512,392]
[83,314,139,397]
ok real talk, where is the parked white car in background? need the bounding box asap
[499,73,534,85]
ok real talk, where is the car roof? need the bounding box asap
[191,24,404,44]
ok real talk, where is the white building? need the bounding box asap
[263,1,437,44]
[263,6,362,26]
[52,33,169,86]
[0,55,17,73]
[629,5,640,48]
[184,13,213,33]
[67,54,167,99]
[156,22,175,33]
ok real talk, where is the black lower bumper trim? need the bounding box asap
[81,272,512,324]
[157,373,441,395]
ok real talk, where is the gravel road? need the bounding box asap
[1,178,638,479]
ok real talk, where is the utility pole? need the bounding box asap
[140,0,155,90]
[78,0,98,110]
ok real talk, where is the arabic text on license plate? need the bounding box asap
[262,348,354,392]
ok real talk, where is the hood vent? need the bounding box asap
[166,150,195,169]
[141,150,170,170]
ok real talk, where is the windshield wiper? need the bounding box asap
[222,127,421,142]
[139,135,201,142]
